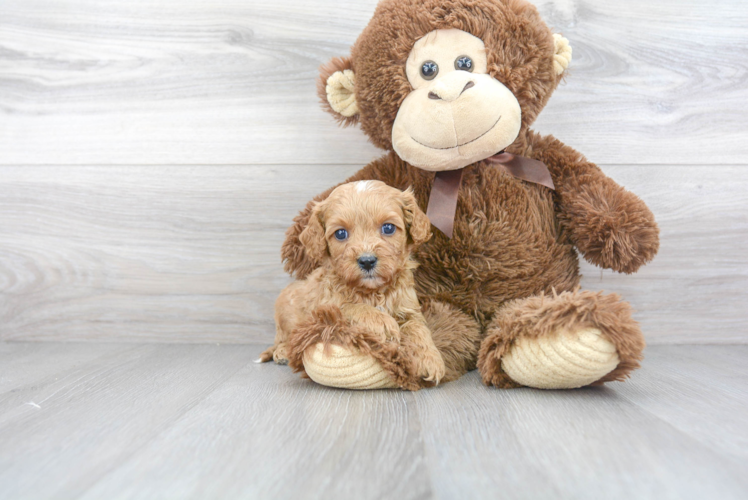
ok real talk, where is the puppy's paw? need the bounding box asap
[259,343,289,365]
[416,349,446,385]
[376,313,401,342]
[258,346,274,363]
[273,343,289,364]
[342,304,400,342]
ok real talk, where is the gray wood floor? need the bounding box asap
[1,342,746,500]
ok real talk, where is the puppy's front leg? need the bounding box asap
[339,304,400,343]
[258,338,289,364]
[400,314,446,384]
[260,279,309,364]
[259,319,291,365]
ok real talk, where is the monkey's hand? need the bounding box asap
[520,130,659,274]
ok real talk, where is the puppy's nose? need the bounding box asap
[357,254,378,271]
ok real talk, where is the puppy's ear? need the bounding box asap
[299,201,328,262]
[400,188,432,247]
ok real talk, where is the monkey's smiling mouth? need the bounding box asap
[411,115,502,150]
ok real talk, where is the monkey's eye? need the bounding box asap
[421,61,438,80]
[381,223,396,236]
[334,229,348,241]
[455,56,473,72]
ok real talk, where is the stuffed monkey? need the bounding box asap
[279,0,659,390]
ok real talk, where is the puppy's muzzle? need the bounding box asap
[357,254,378,272]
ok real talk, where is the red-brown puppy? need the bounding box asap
[259,180,445,387]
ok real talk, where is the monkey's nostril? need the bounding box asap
[461,81,475,94]
[357,254,378,271]
[428,91,441,100]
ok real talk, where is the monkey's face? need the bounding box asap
[319,0,572,162]
[391,29,522,172]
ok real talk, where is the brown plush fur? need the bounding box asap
[263,181,445,389]
[421,299,483,382]
[281,0,659,388]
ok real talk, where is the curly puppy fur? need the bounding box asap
[262,181,445,389]
[282,0,659,387]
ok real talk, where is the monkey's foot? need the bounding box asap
[500,328,619,389]
[286,305,422,391]
[478,290,645,389]
[302,343,398,390]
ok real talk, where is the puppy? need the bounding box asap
[259,180,446,386]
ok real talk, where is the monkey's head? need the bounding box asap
[318,0,572,172]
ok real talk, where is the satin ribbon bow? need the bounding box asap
[425,152,555,238]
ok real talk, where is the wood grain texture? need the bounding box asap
[0,0,746,165]
[0,343,253,499]
[1,164,746,344]
[79,356,432,500]
[0,342,126,393]
[612,346,748,460]
[0,342,746,499]
[413,358,748,500]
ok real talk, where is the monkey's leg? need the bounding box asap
[477,290,644,389]
[285,300,480,390]
[420,300,482,383]
[285,305,411,390]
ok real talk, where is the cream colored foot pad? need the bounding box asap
[303,343,398,390]
[501,328,620,389]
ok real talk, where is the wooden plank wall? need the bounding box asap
[1,0,746,344]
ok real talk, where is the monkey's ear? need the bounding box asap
[552,34,572,75]
[317,56,359,126]
[400,188,432,247]
[299,202,328,263]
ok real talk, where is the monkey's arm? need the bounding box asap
[282,157,396,279]
[518,130,659,274]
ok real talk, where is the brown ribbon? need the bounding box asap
[426,152,555,238]
[425,168,464,239]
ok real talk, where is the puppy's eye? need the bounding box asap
[455,56,473,72]
[381,223,396,236]
[334,229,348,241]
[421,61,438,80]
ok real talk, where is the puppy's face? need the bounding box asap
[300,180,431,290]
